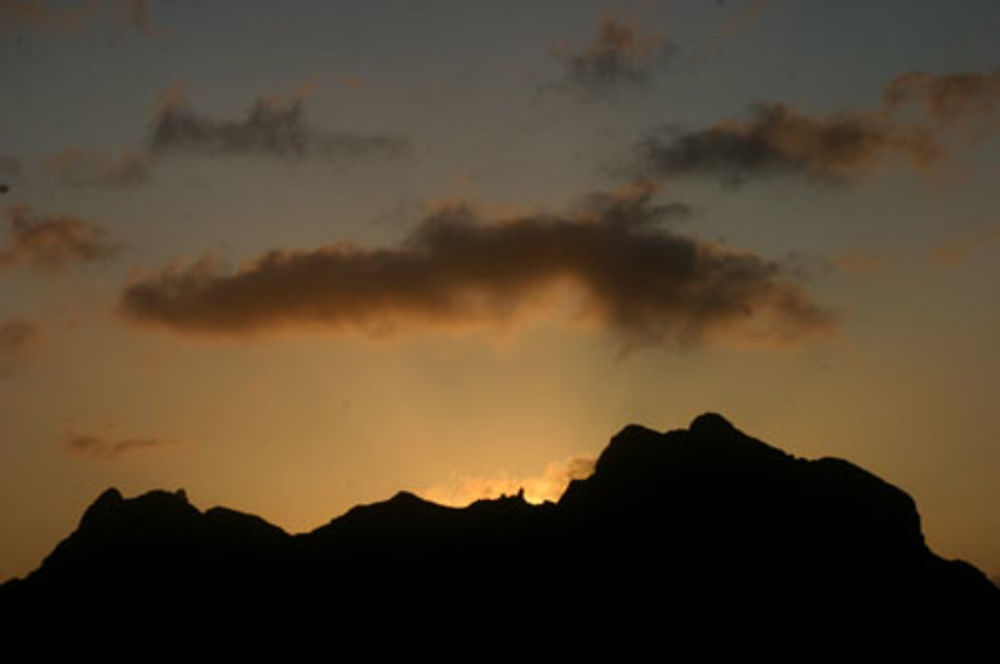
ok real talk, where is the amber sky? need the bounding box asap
[2,0,1000,582]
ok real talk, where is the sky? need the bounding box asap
[1,0,1000,583]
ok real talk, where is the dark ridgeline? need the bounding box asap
[2,413,998,643]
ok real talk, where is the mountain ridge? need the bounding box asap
[2,412,997,636]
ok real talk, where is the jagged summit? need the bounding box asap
[2,413,998,634]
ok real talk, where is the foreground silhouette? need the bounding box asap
[2,413,997,641]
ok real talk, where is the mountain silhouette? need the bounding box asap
[2,413,997,641]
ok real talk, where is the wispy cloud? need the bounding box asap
[705,0,771,58]
[553,10,677,97]
[43,147,150,187]
[119,181,834,351]
[928,224,1000,266]
[883,69,1000,135]
[421,456,596,506]
[0,316,43,375]
[0,154,23,181]
[0,0,162,37]
[148,85,412,161]
[64,429,172,460]
[0,205,119,272]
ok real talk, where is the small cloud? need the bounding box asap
[118,181,835,352]
[829,250,891,278]
[704,0,771,58]
[147,85,412,161]
[64,428,172,460]
[43,147,150,187]
[928,224,1000,266]
[0,0,163,37]
[553,10,677,97]
[883,69,1000,138]
[0,154,23,181]
[421,456,596,506]
[109,0,165,37]
[0,316,43,375]
[0,205,120,272]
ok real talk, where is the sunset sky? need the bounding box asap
[2,0,1000,583]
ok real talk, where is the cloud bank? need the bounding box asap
[119,183,834,350]
[0,205,119,271]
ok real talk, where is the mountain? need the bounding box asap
[2,413,997,640]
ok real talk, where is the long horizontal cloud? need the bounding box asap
[64,430,169,460]
[0,205,119,271]
[43,147,150,187]
[637,103,940,186]
[928,224,1000,266]
[148,89,412,161]
[556,12,677,96]
[636,67,1000,186]
[119,184,834,350]
[0,316,42,374]
[883,69,1000,134]
[0,0,161,36]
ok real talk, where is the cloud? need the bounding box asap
[555,11,677,96]
[705,0,771,58]
[109,0,163,37]
[928,224,1000,266]
[119,182,834,351]
[0,154,23,181]
[634,67,1000,187]
[43,147,150,187]
[148,87,412,161]
[421,456,596,506]
[829,250,891,278]
[64,429,170,460]
[0,316,43,374]
[636,103,941,186]
[0,205,120,271]
[0,0,161,37]
[884,69,1000,134]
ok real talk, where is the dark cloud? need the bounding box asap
[0,205,119,271]
[148,89,412,161]
[43,147,150,187]
[0,316,42,374]
[635,68,1000,187]
[636,103,941,186]
[119,182,833,351]
[556,13,677,96]
[64,430,168,460]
